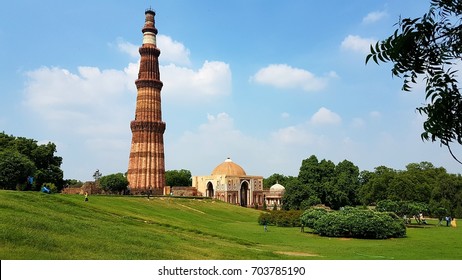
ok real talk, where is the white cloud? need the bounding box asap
[341,35,376,54]
[310,107,342,125]
[168,112,267,176]
[23,65,136,180]
[351,117,366,128]
[202,112,235,132]
[157,35,191,66]
[250,64,334,92]
[168,112,350,177]
[161,60,231,101]
[116,35,191,66]
[22,65,136,155]
[271,125,315,145]
[116,39,139,58]
[362,11,388,24]
[281,112,290,119]
[370,111,382,119]
[22,34,231,150]
[168,97,462,181]
[24,65,135,111]
[115,36,230,102]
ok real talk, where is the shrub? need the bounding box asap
[300,208,328,229]
[258,212,273,225]
[99,173,128,194]
[312,207,406,239]
[300,196,322,210]
[376,199,399,213]
[275,210,302,227]
[257,210,302,227]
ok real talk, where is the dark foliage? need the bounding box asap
[258,210,303,227]
[366,0,462,162]
[300,207,329,229]
[309,207,406,239]
[165,169,192,186]
[0,132,64,190]
[282,155,360,210]
[99,173,129,194]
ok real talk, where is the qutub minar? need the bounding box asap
[127,9,165,195]
[124,8,285,209]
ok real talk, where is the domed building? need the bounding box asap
[265,182,286,210]
[192,158,265,207]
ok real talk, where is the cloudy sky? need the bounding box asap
[1,0,461,181]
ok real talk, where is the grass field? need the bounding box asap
[0,190,461,260]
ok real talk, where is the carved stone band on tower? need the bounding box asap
[127,9,166,195]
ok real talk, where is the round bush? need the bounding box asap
[258,212,273,225]
[300,208,328,229]
[311,207,406,239]
[258,210,302,227]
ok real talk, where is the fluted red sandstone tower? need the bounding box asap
[127,9,165,195]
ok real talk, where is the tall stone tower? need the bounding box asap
[127,9,165,195]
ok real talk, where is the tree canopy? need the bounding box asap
[281,155,360,210]
[0,150,35,189]
[165,169,192,186]
[277,155,462,217]
[366,0,462,163]
[0,132,63,190]
[99,173,129,194]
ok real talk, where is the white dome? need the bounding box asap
[270,183,285,192]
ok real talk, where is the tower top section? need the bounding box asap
[142,8,158,46]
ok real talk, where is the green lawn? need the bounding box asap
[0,190,461,259]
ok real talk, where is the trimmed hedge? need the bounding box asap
[302,207,406,239]
[258,210,302,227]
[300,208,328,228]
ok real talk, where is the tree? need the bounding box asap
[0,132,64,190]
[367,0,462,163]
[99,173,128,194]
[298,155,335,186]
[281,178,313,210]
[298,155,336,204]
[165,169,192,186]
[263,173,289,189]
[0,150,35,190]
[297,156,360,209]
[387,172,418,202]
[357,166,397,205]
[330,159,360,207]
[65,179,84,188]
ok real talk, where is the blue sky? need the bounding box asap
[1,0,460,181]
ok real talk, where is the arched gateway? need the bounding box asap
[192,158,264,207]
[206,182,214,198]
[240,181,249,207]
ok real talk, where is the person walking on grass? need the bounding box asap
[84,192,88,202]
[263,220,268,232]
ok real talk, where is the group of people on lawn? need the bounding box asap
[403,213,457,227]
[444,216,457,227]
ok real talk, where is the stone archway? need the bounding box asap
[206,182,214,198]
[240,181,249,207]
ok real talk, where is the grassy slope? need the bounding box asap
[1,190,461,260]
